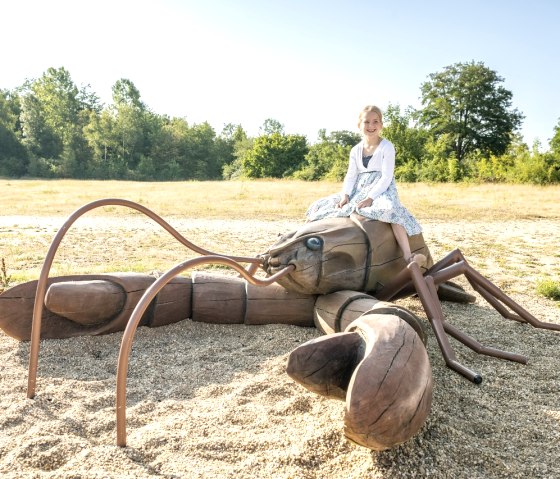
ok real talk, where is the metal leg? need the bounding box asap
[380,249,559,383]
[407,262,482,383]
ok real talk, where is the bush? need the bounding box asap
[27,157,57,178]
[417,134,463,182]
[394,160,418,182]
[241,133,308,178]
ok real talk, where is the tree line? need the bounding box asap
[1,61,559,183]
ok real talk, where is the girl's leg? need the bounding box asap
[391,223,412,260]
[391,223,426,265]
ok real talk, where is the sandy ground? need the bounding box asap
[0,216,559,478]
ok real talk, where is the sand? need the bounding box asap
[0,217,559,478]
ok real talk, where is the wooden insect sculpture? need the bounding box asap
[261,213,560,382]
[1,198,559,451]
[286,292,433,450]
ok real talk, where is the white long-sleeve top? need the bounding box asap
[341,138,396,200]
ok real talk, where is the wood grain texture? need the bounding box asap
[344,314,433,450]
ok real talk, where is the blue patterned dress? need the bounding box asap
[306,154,422,236]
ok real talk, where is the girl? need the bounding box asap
[306,105,424,264]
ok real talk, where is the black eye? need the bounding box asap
[305,237,322,251]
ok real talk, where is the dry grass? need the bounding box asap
[2,179,560,221]
[1,179,560,286]
[1,179,326,220]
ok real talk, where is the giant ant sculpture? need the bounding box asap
[1,199,558,450]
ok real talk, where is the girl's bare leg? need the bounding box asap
[391,223,411,260]
[391,223,426,265]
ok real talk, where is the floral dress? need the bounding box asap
[306,154,422,236]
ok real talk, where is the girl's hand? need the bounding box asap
[357,197,373,209]
[336,195,349,208]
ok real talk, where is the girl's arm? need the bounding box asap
[341,145,359,196]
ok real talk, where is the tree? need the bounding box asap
[382,104,428,166]
[550,118,560,157]
[19,67,95,177]
[259,118,284,135]
[183,122,219,179]
[223,133,253,180]
[323,129,360,148]
[241,133,308,178]
[84,79,149,179]
[109,79,149,175]
[419,61,524,162]
[0,89,28,176]
[293,129,359,181]
[112,79,144,109]
[216,123,247,179]
[505,140,558,184]
[83,109,120,178]
[144,116,184,180]
[20,88,63,161]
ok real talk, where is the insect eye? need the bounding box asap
[305,237,322,251]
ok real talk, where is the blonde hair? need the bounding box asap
[358,105,383,123]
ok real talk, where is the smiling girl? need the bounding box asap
[306,105,424,264]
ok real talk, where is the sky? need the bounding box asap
[2,0,559,146]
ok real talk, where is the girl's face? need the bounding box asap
[359,111,383,141]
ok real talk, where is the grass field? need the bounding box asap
[2,178,560,220]
[1,179,560,288]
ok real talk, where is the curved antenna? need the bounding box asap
[27,198,262,399]
[116,256,295,446]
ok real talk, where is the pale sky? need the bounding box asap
[2,0,559,146]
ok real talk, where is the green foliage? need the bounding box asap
[468,154,506,183]
[240,133,308,178]
[416,134,464,182]
[0,126,28,177]
[259,118,284,135]
[294,142,346,180]
[215,123,245,177]
[0,65,559,184]
[0,90,28,176]
[550,118,560,155]
[136,155,157,180]
[109,81,149,174]
[26,157,56,177]
[20,92,63,159]
[293,129,359,181]
[237,118,308,178]
[419,61,524,162]
[322,129,360,148]
[222,135,253,180]
[463,138,560,185]
[508,147,549,184]
[383,103,431,182]
[536,278,560,301]
[18,67,97,176]
[112,79,144,109]
[394,160,418,182]
[382,104,428,168]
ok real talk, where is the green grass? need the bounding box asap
[536,278,560,301]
